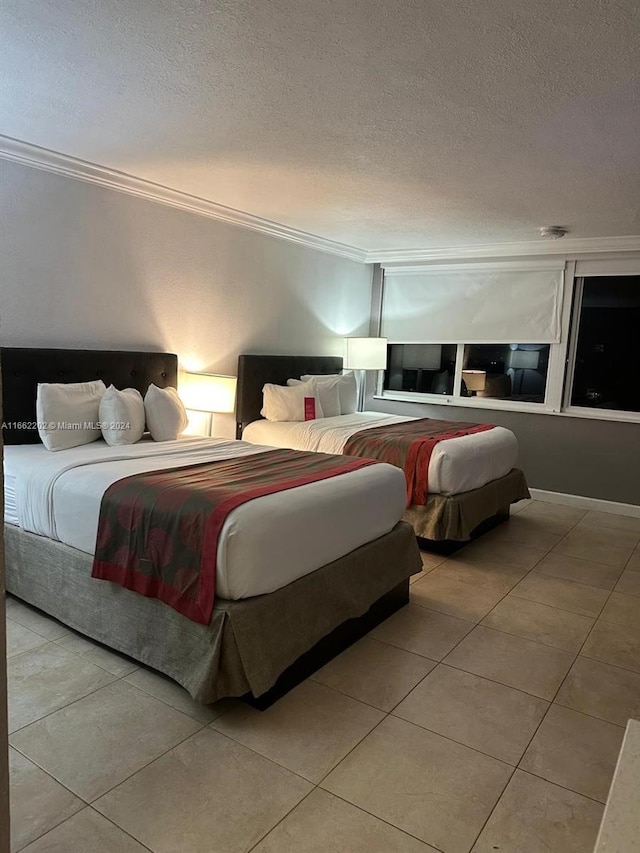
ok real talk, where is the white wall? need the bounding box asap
[1,161,372,376]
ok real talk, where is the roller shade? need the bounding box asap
[575,258,640,277]
[381,262,565,344]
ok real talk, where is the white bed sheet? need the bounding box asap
[242,412,519,496]
[3,437,406,601]
[4,468,18,526]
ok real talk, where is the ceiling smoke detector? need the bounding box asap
[540,225,568,239]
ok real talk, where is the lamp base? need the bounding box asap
[357,369,367,412]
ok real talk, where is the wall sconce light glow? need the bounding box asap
[180,372,237,413]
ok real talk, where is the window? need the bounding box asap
[376,259,640,422]
[569,276,640,414]
[383,342,551,404]
[462,344,550,404]
[384,344,457,395]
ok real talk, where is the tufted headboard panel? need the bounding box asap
[1,347,178,444]
[236,353,343,438]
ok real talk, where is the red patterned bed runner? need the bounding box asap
[91,448,376,624]
[343,418,495,506]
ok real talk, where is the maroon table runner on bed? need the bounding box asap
[343,418,495,506]
[91,448,377,624]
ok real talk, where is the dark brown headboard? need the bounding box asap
[236,354,343,438]
[1,347,178,445]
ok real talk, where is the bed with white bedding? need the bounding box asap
[236,353,530,544]
[4,436,405,600]
[2,346,421,706]
[242,411,519,496]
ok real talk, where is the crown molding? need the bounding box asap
[3,135,639,267]
[0,135,367,263]
[367,235,640,265]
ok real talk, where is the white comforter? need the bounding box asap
[242,412,519,496]
[4,437,406,600]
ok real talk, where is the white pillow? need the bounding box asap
[36,380,107,451]
[261,379,324,422]
[144,384,188,441]
[99,385,145,447]
[287,376,341,418]
[301,372,358,415]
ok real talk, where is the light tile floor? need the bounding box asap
[6,499,640,852]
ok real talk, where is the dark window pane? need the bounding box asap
[384,344,456,395]
[462,344,550,403]
[571,276,640,413]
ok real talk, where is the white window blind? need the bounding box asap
[381,262,565,344]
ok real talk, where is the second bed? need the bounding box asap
[237,354,530,544]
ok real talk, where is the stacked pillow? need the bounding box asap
[287,376,341,417]
[261,378,323,422]
[37,380,108,451]
[99,386,145,446]
[143,384,188,441]
[36,380,188,450]
[261,371,358,422]
[300,372,358,415]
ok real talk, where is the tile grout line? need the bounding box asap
[314,670,533,769]
[272,530,559,851]
[9,675,216,851]
[411,508,595,627]
[8,677,122,739]
[9,616,445,849]
[315,712,447,849]
[18,805,156,853]
[245,787,319,853]
[493,532,632,825]
[74,540,640,850]
[8,651,212,738]
[88,721,208,805]
[87,805,156,852]
[10,788,85,853]
[7,508,638,851]
[457,509,627,656]
[310,644,587,773]
[458,507,609,851]
[210,691,390,788]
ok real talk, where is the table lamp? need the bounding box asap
[343,337,388,411]
[180,372,237,436]
[462,369,487,396]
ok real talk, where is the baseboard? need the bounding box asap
[528,489,640,519]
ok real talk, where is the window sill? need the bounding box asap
[374,394,640,424]
[374,392,553,415]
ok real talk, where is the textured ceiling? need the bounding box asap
[1,0,639,252]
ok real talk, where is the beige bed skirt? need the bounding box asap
[403,468,530,541]
[4,521,421,704]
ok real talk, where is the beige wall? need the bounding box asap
[1,161,372,374]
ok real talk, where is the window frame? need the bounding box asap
[561,271,640,424]
[377,341,558,413]
[374,258,640,424]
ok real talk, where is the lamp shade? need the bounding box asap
[462,369,486,392]
[344,337,388,370]
[180,372,237,413]
[509,350,540,370]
